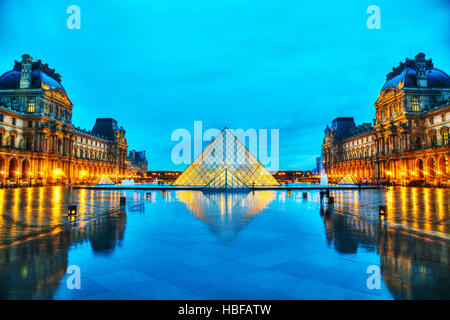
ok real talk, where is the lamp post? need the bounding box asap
[39,171,44,186]
[386,171,392,186]
[16,170,20,187]
[54,169,61,185]
[81,170,86,181]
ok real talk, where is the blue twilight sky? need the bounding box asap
[0,0,449,170]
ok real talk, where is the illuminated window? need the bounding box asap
[429,117,434,125]
[45,101,49,114]
[28,99,35,113]
[411,97,419,112]
[443,130,449,145]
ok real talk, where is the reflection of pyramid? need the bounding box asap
[176,190,276,241]
[337,173,356,185]
[96,174,115,185]
[173,128,279,188]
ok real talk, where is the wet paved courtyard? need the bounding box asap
[0,186,448,299]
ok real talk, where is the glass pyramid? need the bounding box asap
[204,168,247,190]
[173,128,279,188]
[96,173,115,185]
[337,173,357,185]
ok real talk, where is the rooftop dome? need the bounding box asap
[0,57,67,93]
[382,67,450,91]
[381,53,450,91]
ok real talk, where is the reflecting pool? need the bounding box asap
[0,186,448,299]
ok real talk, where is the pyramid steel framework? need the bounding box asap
[172,128,279,189]
[96,173,115,185]
[337,173,357,185]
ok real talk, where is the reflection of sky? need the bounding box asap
[0,1,449,170]
[0,188,449,299]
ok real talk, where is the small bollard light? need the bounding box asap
[145,192,151,199]
[120,196,126,206]
[328,197,334,205]
[379,205,387,216]
[287,189,291,197]
[68,205,77,216]
[303,192,307,198]
[162,190,166,197]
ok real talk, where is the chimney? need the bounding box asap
[414,53,427,88]
[19,54,33,89]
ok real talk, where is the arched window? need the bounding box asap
[28,99,35,113]
[411,97,419,112]
[443,129,449,145]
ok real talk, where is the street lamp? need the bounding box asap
[54,169,61,185]
[16,170,20,187]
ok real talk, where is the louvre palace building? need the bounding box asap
[0,54,128,186]
[322,53,450,186]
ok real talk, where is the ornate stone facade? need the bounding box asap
[0,54,128,186]
[322,53,450,186]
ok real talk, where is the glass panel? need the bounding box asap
[173,128,279,188]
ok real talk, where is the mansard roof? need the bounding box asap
[91,118,121,140]
[0,59,67,93]
[381,53,450,91]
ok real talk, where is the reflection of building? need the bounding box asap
[173,128,279,188]
[322,53,450,186]
[0,55,128,186]
[176,190,276,241]
[0,210,126,299]
[321,206,450,299]
[126,150,148,174]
